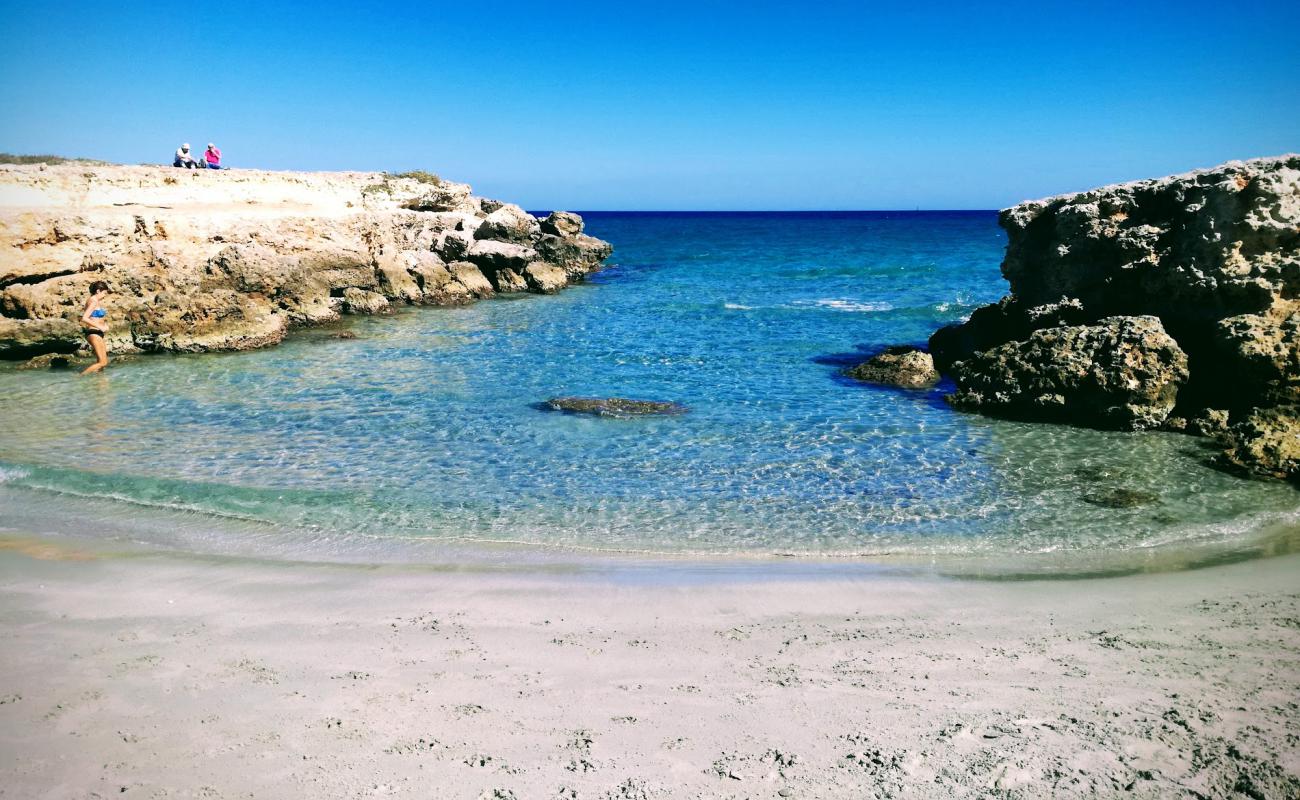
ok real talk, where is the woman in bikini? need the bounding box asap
[80,281,111,375]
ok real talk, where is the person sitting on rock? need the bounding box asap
[204,143,222,169]
[173,143,200,168]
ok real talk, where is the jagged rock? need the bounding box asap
[374,251,424,303]
[203,243,299,295]
[1188,408,1231,438]
[930,296,1089,373]
[926,155,1300,478]
[0,315,84,358]
[299,247,377,290]
[435,229,475,261]
[544,397,688,418]
[541,211,584,237]
[1217,408,1300,481]
[491,267,529,293]
[1215,310,1300,406]
[398,180,474,212]
[446,261,495,299]
[0,164,612,358]
[402,253,463,304]
[845,346,938,389]
[537,234,614,278]
[341,287,390,314]
[467,239,537,273]
[523,261,567,294]
[947,316,1189,430]
[474,204,540,243]
[931,153,1299,386]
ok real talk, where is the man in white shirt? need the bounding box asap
[173,143,200,168]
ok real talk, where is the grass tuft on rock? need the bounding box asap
[0,153,111,166]
[391,170,442,185]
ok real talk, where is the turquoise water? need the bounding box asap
[1,212,1297,571]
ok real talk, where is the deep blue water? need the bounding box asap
[1,211,1296,571]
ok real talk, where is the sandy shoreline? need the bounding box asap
[1,547,1297,799]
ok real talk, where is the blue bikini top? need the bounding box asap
[90,309,106,318]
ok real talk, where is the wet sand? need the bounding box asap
[0,548,1297,798]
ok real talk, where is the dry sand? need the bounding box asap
[1,548,1297,799]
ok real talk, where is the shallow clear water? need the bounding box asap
[1,212,1296,570]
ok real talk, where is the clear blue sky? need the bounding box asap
[2,0,1297,209]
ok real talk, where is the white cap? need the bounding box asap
[207,143,215,148]
[182,143,190,149]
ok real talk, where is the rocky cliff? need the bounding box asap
[0,165,612,358]
[929,154,1299,480]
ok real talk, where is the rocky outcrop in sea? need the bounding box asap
[0,165,612,358]
[844,346,939,389]
[928,154,1300,480]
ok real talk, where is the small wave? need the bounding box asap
[0,466,30,484]
[723,299,893,313]
[792,299,893,313]
[14,478,274,526]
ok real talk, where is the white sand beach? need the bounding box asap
[1,545,1297,799]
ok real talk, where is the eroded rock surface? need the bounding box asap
[1218,409,1300,480]
[0,165,613,358]
[928,155,1300,479]
[947,316,1189,430]
[845,346,939,389]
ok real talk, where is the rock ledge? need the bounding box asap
[0,165,613,358]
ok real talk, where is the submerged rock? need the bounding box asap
[947,316,1189,430]
[0,164,613,360]
[17,352,77,369]
[845,346,938,388]
[1081,488,1161,508]
[1073,465,1126,483]
[544,397,688,418]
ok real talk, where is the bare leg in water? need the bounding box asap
[82,333,109,374]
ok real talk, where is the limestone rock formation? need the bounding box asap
[947,316,1189,430]
[927,155,1299,478]
[1217,409,1300,480]
[845,346,939,389]
[541,211,584,237]
[0,165,613,358]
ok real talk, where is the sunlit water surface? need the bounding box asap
[2,212,1296,573]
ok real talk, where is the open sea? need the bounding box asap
[2,211,1298,576]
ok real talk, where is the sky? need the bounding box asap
[1,0,1297,210]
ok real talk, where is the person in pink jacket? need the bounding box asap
[204,143,223,169]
